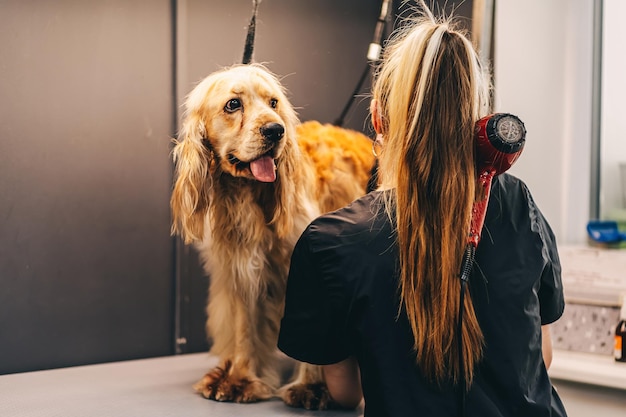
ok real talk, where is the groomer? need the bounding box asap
[278,2,568,416]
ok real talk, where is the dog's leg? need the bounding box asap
[279,362,336,410]
[194,279,275,403]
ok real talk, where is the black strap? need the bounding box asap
[242,0,260,64]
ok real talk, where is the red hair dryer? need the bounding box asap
[468,113,526,247]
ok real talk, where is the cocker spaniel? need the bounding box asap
[170,63,375,409]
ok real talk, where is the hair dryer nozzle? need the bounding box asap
[475,113,526,175]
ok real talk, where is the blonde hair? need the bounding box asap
[373,11,491,386]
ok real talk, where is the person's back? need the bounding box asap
[280,174,566,416]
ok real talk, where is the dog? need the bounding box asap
[170,63,376,409]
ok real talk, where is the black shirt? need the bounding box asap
[278,174,567,417]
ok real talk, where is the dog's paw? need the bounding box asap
[279,382,334,410]
[193,361,273,403]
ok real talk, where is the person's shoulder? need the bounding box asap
[488,173,552,238]
[301,191,388,248]
[492,172,529,193]
[491,173,535,206]
[309,191,384,232]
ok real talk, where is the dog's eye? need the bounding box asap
[224,98,242,113]
[269,98,278,109]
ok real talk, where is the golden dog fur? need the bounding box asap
[170,63,375,408]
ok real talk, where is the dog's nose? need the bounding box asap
[260,123,284,143]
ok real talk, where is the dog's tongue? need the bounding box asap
[250,155,276,182]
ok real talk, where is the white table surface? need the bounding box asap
[0,353,363,417]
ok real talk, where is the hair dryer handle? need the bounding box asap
[468,169,496,247]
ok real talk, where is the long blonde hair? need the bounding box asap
[373,10,491,386]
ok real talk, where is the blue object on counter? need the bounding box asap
[586,220,626,243]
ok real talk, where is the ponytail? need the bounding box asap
[373,16,490,386]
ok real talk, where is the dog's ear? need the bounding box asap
[270,109,313,238]
[170,112,212,244]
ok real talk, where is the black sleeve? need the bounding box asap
[278,229,351,365]
[525,183,565,325]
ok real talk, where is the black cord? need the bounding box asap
[334,63,372,127]
[333,0,393,127]
[457,243,475,417]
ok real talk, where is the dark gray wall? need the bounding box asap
[0,0,176,374]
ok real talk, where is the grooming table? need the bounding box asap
[0,353,364,417]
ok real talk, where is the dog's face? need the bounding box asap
[171,64,302,243]
[184,64,298,182]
